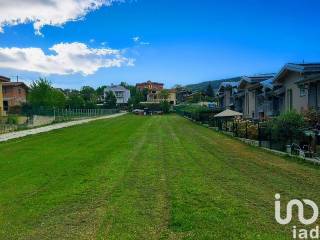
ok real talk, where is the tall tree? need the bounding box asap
[96,86,107,98]
[80,86,97,108]
[66,92,85,109]
[104,91,117,108]
[205,83,214,97]
[28,78,66,109]
[160,89,170,100]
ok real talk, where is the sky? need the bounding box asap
[0,0,320,89]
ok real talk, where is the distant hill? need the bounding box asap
[185,77,241,92]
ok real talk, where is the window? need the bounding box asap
[299,87,306,97]
[245,92,249,115]
[18,88,22,94]
[287,89,293,111]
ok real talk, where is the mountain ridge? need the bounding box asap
[185,77,241,92]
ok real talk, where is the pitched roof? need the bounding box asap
[217,81,239,92]
[273,63,320,83]
[2,82,29,89]
[298,73,320,84]
[239,74,275,89]
[105,85,129,92]
[0,76,10,82]
[136,80,164,86]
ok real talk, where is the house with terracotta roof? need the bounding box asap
[136,80,164,91]
[2,81,29,113]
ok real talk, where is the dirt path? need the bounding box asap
[0,112,127,142]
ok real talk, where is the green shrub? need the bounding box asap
[160,101,170,113]
[174,104,218,123]
[267,111,305,144]
[7,115,18,125]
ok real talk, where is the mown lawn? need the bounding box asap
[1,114,320,239]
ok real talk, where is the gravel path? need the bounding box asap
[0,112,126,143]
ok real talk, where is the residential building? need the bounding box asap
[168,89,177,105]
[0,76,10,116]
[272,63,320,113]
[184,92,205,103]
[104,85,131,104]
[255,79,276,119]
[299,73,320,111]
[146,89,177,105]
[136,80,164,91]
[217,82,239,110]
[2,81,29,112]
[175,87,193,103]
[237,74,275,119]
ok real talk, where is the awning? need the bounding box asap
[214,109,243,118]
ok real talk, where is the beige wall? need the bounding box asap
[168,92,177,105]
[282,72,308,113]
[225,90,231,108]
[243,89,256,118]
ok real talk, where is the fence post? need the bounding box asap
[232,120,235,136]
[269,128,272,149]
[258,122,261,147]
[245,121,248,139]
[235,121,238,137]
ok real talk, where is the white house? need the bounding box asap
[104,85,131,104]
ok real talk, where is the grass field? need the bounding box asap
[1,114,320,239]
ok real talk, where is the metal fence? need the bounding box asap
[176,110,315,153]
[0,108,119,135]
[0,124,18,134]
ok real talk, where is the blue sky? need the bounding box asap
[0,0,319,89]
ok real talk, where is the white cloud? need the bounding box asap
[0,0,121,35]
[0,42,134,75]
[132,36,150,46]
[132,36,140,42]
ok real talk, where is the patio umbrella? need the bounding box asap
[214,109,243,118]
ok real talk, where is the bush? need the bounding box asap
[7,115,18,125]
[175,104,216,122]
[234,119,259,140]
[267,111,305,145]
[303,108,320,128]
[160,101,170,113]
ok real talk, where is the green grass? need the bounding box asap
[1,114,320,239]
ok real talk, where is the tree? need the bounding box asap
[205,84,214,98]
[104,91,117,108]
[28,78,66,109]
[66,92,85,109]
[80,86,97,108]
[267,111,305,145]
[120,82,129,88]
[96,86,107,97]
[160,89,170,100]
[160,100,170,113]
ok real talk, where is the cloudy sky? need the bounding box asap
[0,0,320,89]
